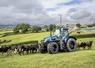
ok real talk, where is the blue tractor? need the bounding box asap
[39,27,77,54]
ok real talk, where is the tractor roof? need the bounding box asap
[62,27,68,30]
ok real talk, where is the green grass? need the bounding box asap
[0,31,95,68]
[0,44,95,68]
[0,30,13,34]
[0,32,49,45]
[0,31,95,45]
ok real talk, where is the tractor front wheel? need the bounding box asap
[47,42,59,54]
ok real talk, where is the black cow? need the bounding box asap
[15,45,24,55]
[10,44,19,54]
[16,44,39,55]
[77,41,93,49]
[0,45,11,55]
[29,44,39,53]
[86,41,93,49]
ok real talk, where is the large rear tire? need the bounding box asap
[47,42,59,54]
[66,38,77,52]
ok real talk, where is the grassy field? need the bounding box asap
[0,37,95,68]
[0,32,49,45]
[0,31,95,68]
[0,49,95,68]
[0,30,95,45]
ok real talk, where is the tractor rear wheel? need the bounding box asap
[66,38,77,52]
[47,42,59,54]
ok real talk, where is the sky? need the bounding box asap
[0,0,95,25]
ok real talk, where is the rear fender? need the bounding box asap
[68,36,77,40]
[66,36,77,42]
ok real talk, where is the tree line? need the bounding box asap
[13,23,57,33]
[13,23,95,34]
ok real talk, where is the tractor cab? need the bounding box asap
[54,27,69,38]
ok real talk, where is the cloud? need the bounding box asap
[57,0,93,6]
[40,0,72,9]
[45,0,95,24]
[0,0,95,25]
[66,0,95,23]
[0,0,54,25]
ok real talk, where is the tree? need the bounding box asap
[32,25,42,33]
[76,23,81,28]
[49,24,56,31]
[87,23,95,27]
[49,24,56,35]
[74,23,81,34]
[13,23,31,33]
[43,25,49,32]
[93,23,95,26]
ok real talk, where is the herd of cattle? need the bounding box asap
[77,41,93,49]
[0,41,39,55]
[0,40,93,55]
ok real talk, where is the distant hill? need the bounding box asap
[0,24,16,28]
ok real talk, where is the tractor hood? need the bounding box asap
[43,35,58,43]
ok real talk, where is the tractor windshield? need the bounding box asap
[61,28,69,36]
[54,29,60,37]
[54,28,69,37]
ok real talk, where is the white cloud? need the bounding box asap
[0,0,53,25]
[0,0,95,25]
[44,0,95,24]
[39,0,72,9]
[67,0,95,23]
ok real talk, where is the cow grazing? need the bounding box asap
[29,44,39,53]
[10,44,19,54]
[0,45,11,55]
[77,41,93,49]
[15,44,39,55]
